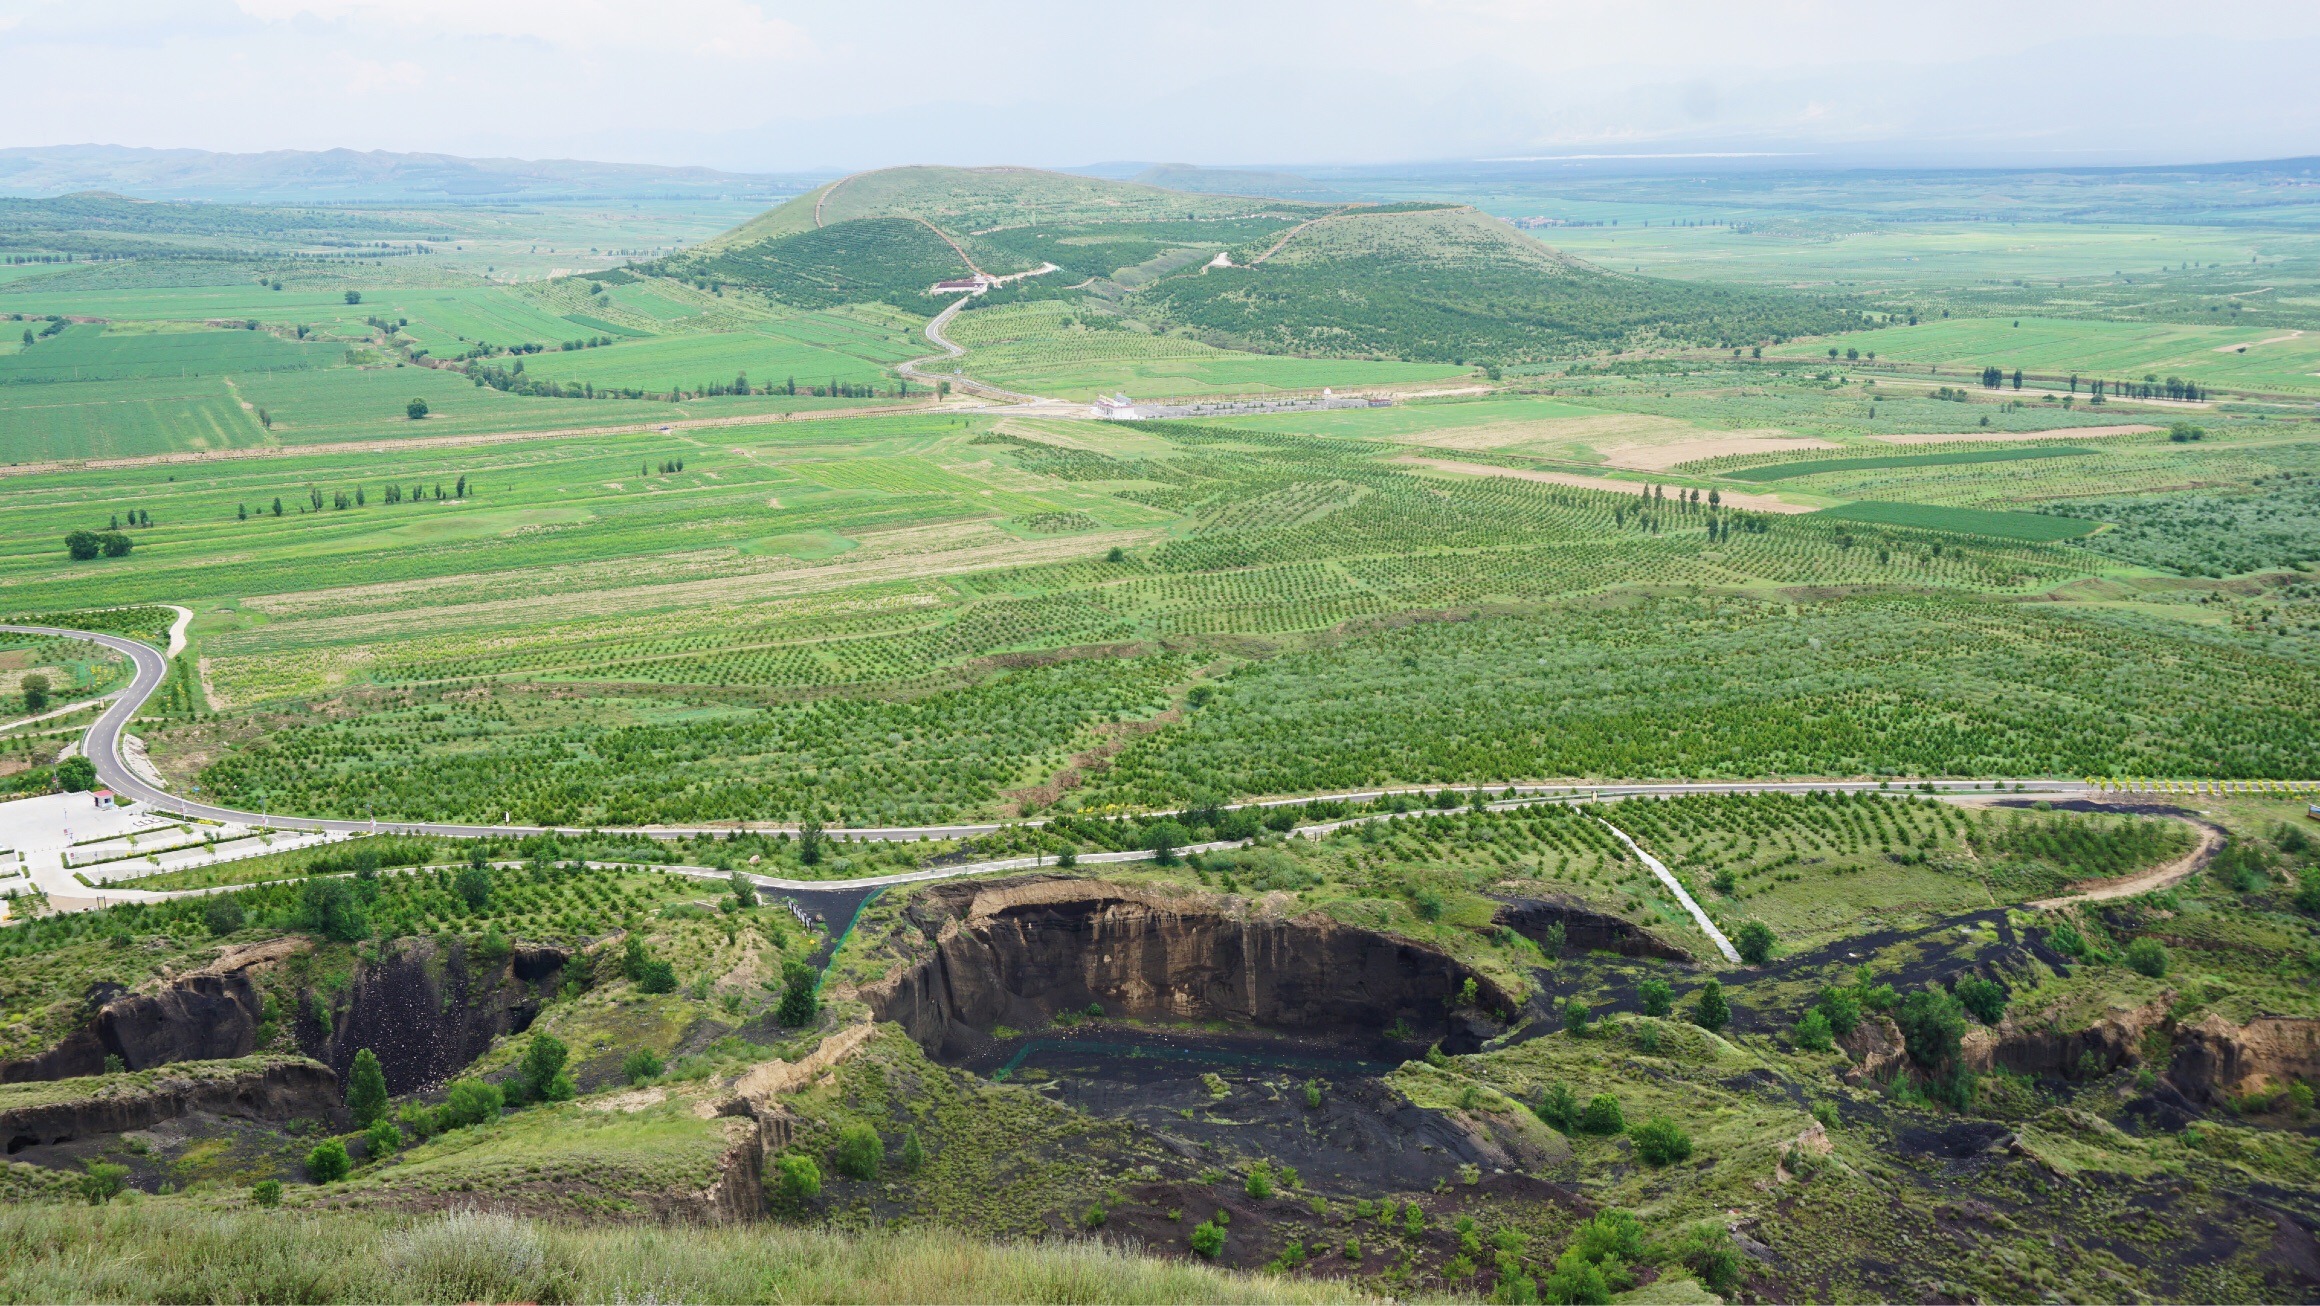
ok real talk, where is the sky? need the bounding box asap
[2,0,2317,172]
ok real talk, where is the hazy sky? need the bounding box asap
[4,0,2316,171]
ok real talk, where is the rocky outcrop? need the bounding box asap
[1964,997,2172,1081]
[865,877,1514,1059]
[0,1057,339,1153]
[1490,894,1691,961]
[2168,1014,2320,1104]
[1841,1015,1910,1085]
[306,937,568,1094]
[0,943,297,1083]
[699,1117,768,1223]
[1,936,566,1095]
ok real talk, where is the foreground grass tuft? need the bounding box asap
[0,1201,1372,1304]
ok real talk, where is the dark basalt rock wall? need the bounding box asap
[305,939,567,1094]
[867,877,1513,1059]
[0,938,566,1094]
[0,1058,341,1154]
[1489,894,1692,961]
[2,973,266,1084]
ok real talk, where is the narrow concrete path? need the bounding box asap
[1597,816,1741,963]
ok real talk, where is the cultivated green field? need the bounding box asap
[2,164,2318,1306]
[1772,316,2320,395]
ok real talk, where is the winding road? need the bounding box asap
[895,295,1054,406]
[6,619,2260,943]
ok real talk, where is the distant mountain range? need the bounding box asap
[0,145,827,203]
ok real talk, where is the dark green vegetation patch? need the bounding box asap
[1724,445,2095,481]
[1816,500,2101,541]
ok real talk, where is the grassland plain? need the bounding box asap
[1,379,2311,826]
[941,300,1474,400]
[1772,316,2320,395]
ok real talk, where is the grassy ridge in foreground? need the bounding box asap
[1816,500,2099,541]
[0,1203,1358,1305]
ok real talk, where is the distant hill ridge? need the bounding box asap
[655,165,1868,363]
[0,144,822,203]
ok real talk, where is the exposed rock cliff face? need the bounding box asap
[1951,997,2319,1105]
[1490,894,1691,961]
[1964,997,2173,1082]
[2168,1014,2320,1104]
[865,877,1513,1059]
[0,936,566,1094]
[304,937,568,1094]
[1,1057,339,1154]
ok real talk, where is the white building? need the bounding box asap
[1091,393,1140,420]
[929,276,990,296]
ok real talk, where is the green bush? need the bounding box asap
[2126,937,2170,978]
[363,1117,401,1162]
[1691,979,1729,1034]
[774,1153,821,1204]
[1953,975,2007,1026]
[299,877,368,942]
[832,1124,883,1180]
[1562,998,1590,1033]
[305,1139,350,1183]
[1188,1220,1225,1259]
[453,864,492,911]
[56,756,97,792]
[250,1179,281,1208]
[1627,1116,1693,1166]
[1734,920,1775,965]
[345,1048,389,1127]
[517,1034,574,1104]
[1637,978,1672,1018]
[636,960,678,995]
[1578,1094,1625,1135]
[898,1128,925,1173]
[397,1103,440,1140]
[202,895,246,936]
[1793,1008,1833,1052]
[776,960,818,1025]
[1895,987,1967,1069]
[1535,1081,1580,1133]
[1814,985,1862,1037]
[78,1160,129,1205]
[621,1049,664,1085]
[441,1079,503,1129]
[2294,870,2320,916]
[1243,1164,1273,1200]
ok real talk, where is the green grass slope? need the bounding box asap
[1131,206,1867,364]
[705,166,1312,253]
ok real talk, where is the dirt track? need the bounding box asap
[2029,815,2225,908]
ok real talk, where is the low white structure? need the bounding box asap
[1091,393,1141,420]
[929,276,990,296]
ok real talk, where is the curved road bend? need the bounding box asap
[11,621,2107,852]
[896,295,1057,407]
